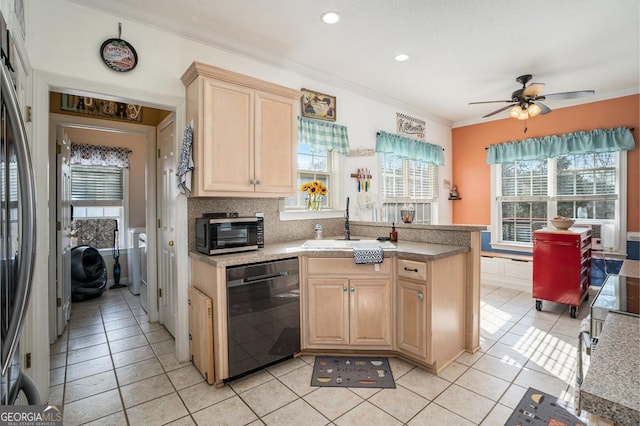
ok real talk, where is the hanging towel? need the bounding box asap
[353,246,384,264]
[176,123,194,195]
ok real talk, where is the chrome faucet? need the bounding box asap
[344,196,350,240]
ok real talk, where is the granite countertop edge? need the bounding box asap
[189,238,470,267]
[580,312,640,426]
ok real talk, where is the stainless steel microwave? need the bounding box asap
[195,214,264,255]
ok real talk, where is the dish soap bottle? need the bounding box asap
[389,222,398,242]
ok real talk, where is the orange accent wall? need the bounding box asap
[452,95,639,232]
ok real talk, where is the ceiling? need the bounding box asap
[68,0,639,127]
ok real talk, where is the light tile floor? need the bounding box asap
[49,284,593,425]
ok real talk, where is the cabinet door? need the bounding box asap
[349,278,392,347]
[307,278,349,346]
[188,286,215,384]
[200,79,254,193]
[254,91,297,195]
[396,279,427,360]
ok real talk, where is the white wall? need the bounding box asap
[27,0,454,224]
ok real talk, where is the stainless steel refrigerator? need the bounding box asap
[0,55,39,404]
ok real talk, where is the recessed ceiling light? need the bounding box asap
[321,12,340,24]
[395,54,410,62]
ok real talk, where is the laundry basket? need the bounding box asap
[71,245,107,301]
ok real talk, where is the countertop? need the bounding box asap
[580,312,640,426]
[189,237,470,267]
[620,259,640,279]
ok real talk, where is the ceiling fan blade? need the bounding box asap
[535,101,552,115]
[468,100,512,105]
[540,90,595,100]
[523,83,545,97]
[482,104,516,118]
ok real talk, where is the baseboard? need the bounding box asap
[481,275,531,293]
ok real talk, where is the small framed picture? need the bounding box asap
[301,88,336,122]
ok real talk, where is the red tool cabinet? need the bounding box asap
[533,227,591,318]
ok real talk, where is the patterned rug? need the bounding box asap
[505,387,586,426]
[310,356,395,389]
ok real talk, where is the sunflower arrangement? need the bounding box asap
[300,180,328,210]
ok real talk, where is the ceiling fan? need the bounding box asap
[469,74,595,120]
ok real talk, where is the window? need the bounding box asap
[284,143,334,210]
[71,165,127,246]
[492,151,625,252]
[380,153,438,224]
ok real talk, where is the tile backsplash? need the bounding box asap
[187,198,344,252]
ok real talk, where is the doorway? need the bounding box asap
[48,101,168,343]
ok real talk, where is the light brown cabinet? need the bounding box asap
[182,62,300,197]
[302,258,393,350]
[395,255,466,371]
[188,286,215,384]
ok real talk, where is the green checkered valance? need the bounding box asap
[375,130,444,165]
[298,116,350,155]
[486,127,635,164]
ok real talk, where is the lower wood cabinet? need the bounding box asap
[396,278,427,360]
[188,286,215,384]
[306,277,392,347]
[303,258,393,350]
[395,255,466,369]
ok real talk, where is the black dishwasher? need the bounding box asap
[226,257,300,380]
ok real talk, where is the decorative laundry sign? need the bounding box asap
[60,94,143,122]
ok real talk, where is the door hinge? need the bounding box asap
[158,288,163,298]
[189,333,192,341]
[56,297,62,307]
[157,148,161,158]
[24,353,31,369]
[157,219,161,229]
[208,307,212,318]
[56,221,61,231]
[56,144,61,155]
[25,106,32,123]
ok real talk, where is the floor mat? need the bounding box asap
[505,387,586,426]
[310,356,395,389]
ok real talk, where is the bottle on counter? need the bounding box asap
[314,223,323,240]
[390,222,398,242]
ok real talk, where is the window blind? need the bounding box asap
[71,165,124,201]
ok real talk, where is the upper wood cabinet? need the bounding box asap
[182,62,301,197]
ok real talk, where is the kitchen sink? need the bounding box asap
[299,239,396,250]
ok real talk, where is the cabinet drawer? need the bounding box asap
[307,257,390,276]
[397,259,428,281]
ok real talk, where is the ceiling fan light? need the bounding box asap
[528,103,542,117]
[509,106,523,119]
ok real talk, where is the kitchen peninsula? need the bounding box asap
[189,222,483,385]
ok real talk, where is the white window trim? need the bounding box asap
[71,169,130,247]
[379,154,439,224]
[281,151,344,220]
[490,152,627,255]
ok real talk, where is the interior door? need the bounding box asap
[55,129,72,336]
[157,113,177,336]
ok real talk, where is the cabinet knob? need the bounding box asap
[350,287,355,293]
[343,287,347,292]
[168,240,174,247]
[418,292,424,301]
[250,179,255,184]
[255,179,262,185]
